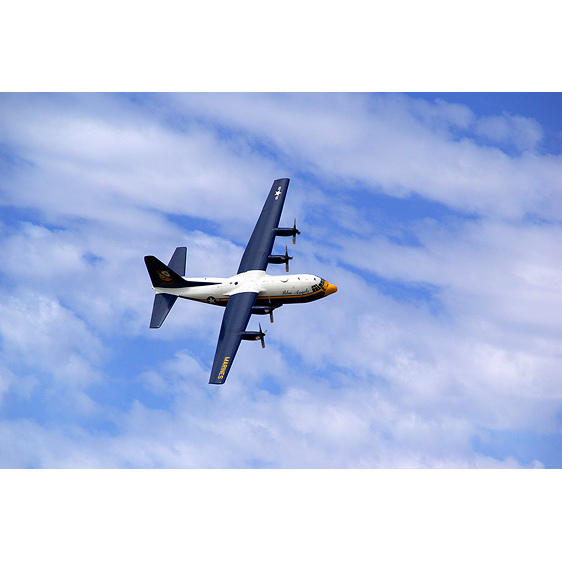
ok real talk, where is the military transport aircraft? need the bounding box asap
[144,178,337,384]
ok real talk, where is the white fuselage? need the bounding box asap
[154,270,337,306]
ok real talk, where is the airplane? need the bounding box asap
[144,178,338,384]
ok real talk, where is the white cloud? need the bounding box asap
[163,93,562,219]
[0,293,102,382]
[475,111,544,151]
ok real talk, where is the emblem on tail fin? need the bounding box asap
[157,270,174,283]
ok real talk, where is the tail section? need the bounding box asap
[145,247,187,328]
[145,247,219,328]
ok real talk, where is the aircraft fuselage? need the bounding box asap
[154,270,337,307]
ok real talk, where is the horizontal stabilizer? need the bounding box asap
[150,293,178,328]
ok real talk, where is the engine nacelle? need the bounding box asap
[268,254,290,265]
[252,305,273,315]
[241,331,263,341]
[268,245,293,272]
[252,303,281,323]
[275,218,300,244]
[274,227,298,237]
[241,324,267,348]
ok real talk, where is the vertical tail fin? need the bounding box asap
[167,246,187,277]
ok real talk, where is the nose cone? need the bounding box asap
[324,281,338,296]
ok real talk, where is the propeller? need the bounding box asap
[284,245,293,273]
[269,299,274,323]
[292,218,301,245]
[258,323,267,348]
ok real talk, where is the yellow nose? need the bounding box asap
[324,282,338,296]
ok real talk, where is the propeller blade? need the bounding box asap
[292,218,300,244]
[285,245,292,273]
[259,322,266,348]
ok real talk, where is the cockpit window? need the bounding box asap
[311,279,326,293]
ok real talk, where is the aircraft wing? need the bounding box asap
[237,178,290,273]
[209,178,292,384]
[209,291,258,384]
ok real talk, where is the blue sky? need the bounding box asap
[2,92,562,469]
